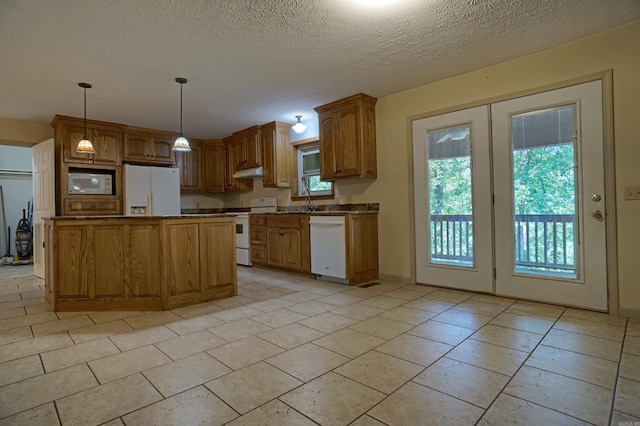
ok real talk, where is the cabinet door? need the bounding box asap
[44,223,56,305]
[151,137,175,165]
[93,225,125,298]
[176,145,202,191]
[127,224,161,298]
[262,129,276,187]
[282,228,301,271]
[348,215,379,282]
[244,130,261,169]
[223,138,253,192]
[93,128,122,165]
[56,226,89,298]
[319,113,338,180]
[224,138,239,191]
[300,215,311,273]
[165,223,201,296]
[63,126,121,165]
[275,125,292,187]
[233,136,247,170]
[261,123,292,188]
[336,105,361,177]
[200,222,235,291]
[203,144,225,192]
[267,228,284,267]
[123,134,152,162]
[175,150,189,189]
[235,127,261,170]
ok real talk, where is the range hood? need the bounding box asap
[232,166,263,179]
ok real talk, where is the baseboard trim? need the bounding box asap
[379,274,414,284]
[618,306,640,320]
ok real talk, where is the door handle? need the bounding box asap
[591,194,602,202]
[591,209,603,219]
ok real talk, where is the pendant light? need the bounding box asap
[172,77,191,152]
[292,115,307,134]
[75,83,96,154]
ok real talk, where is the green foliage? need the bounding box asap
[513,144,575,215]
[428,144,575,216]
[428,156,472,215]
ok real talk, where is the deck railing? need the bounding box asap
[430,214,576,271]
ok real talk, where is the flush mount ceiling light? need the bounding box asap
[292,115,307,134]
[75,82,96,154]
[172,77,191,152]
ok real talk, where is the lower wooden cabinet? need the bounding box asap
[249,213,377,284]
[46,219,163,310]
[44,216,237,311]
[163,219,236,309]
[251,214,310,273]
[267,228,301,270]
[346,214,379,285]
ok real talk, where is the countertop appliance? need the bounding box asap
[236,197,278,267]
[123,164,180,216]
[68,171,113,195]
[310,215,347,283]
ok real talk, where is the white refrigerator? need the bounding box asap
[123,164,181,216]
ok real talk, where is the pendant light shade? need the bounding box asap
[292,115,307,134]
[75,83,96,154]
[172,77,191,152]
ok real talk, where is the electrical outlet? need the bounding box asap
[624,186,640,200]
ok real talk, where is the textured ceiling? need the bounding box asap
[1,0,639,139]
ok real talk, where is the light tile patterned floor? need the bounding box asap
[0,266,639,425]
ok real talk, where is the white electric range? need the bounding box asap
[235,197,278,266]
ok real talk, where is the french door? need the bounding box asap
[412,106,493,293]
[413,81,608,310]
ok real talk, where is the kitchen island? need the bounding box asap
[44,215,236,311]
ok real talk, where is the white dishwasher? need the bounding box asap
[310,216,347,280]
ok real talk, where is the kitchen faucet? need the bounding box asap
[303,187,315,212]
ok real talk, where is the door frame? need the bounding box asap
[407,70,618,314]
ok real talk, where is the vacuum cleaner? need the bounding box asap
[13,208,33,265]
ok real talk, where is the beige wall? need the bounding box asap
[0,117,53,146]
[366,20,640,314]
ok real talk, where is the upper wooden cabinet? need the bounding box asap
[233,126,262,170]
[174,139,203,192]
[223,136,253,192]
[261,122,293,188]
[314,93,377,180]
[123,130,175,165]
[203,140,225,192]
[52,116,123,166]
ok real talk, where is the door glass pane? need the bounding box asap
[427,124,473,267]
[511,105,577,278]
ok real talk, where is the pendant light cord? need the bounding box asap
[83,86,88,139]
[179,82,183,136]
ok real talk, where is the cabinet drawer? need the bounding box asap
[251,246,267,264]
[250,215,267,227]
[64,198,122,215]
[250,227,266,245]
[267,215,300,228]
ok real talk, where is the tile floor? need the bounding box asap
[0,266,639,425]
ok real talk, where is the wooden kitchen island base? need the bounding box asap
[44,215,237,311]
